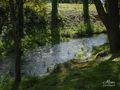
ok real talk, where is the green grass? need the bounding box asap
[46,3,96,12]
[24,2,106,39]
[1,57,120,90]
[0,45,120,90]
[19,44,119,90]
[19,56,120,90]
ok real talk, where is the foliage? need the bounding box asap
[0,3,106,58]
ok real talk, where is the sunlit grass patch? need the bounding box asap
[46,3,96,12]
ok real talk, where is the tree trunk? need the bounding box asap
[83,0,89,23]
[93,0,120,53]
[83,0,92,35]
[51,0,60,45]
[9,0,23,84]
[106,0,120,53]
[15,0,23,83]
[0,7,4,34]
[51,0,58,28]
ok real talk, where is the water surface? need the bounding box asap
[0,34,107,77]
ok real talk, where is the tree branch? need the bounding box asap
[93,0,108,26]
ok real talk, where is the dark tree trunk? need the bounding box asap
[51,0,59,28]
[93,0,120,53]
[83,0,89,23]
[15,0,23,83]
[83,0,92,35]
[51,0,60,45]
[0,7,4,34]
[75,0,78,3]
[9,0,23,85]
[107,0,120,53]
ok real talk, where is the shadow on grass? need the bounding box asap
[77,58,120,90]
[19,54,120,90]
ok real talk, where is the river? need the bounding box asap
[0,34,108,77]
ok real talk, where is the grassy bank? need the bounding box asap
[49,3,106,37]
[1,44,120,90]
[24,3,106,39]
[19,44,120,90]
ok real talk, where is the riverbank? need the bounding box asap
[0,3,106,58]
[1,44,120,90]
[0,34,107,77]
[24,3,106,40]
[20,44,120,90]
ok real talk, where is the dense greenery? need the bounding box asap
[0,3,106,58]
[0,0,120,90]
